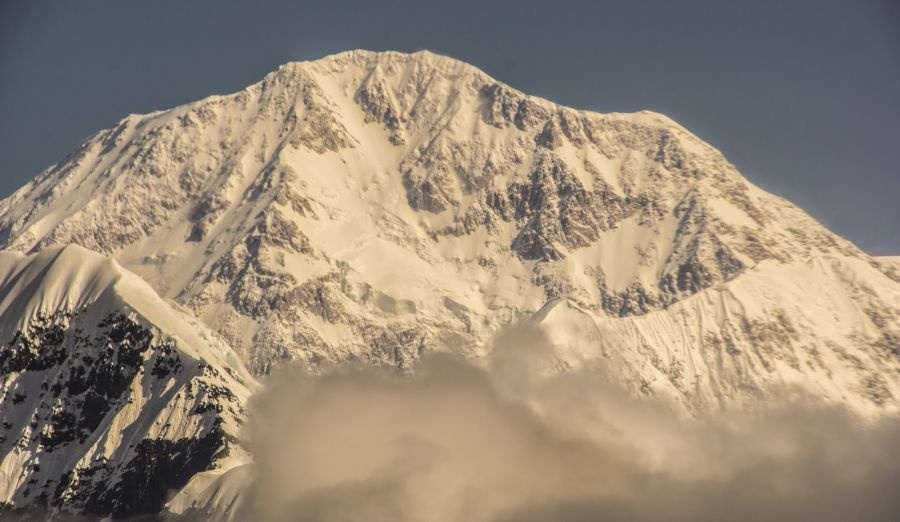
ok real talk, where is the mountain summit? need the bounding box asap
[0,50,898,421]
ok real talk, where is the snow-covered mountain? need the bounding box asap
[0,245,254,518]
[0,49,898,422]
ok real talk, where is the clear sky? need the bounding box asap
[2,0,898,254]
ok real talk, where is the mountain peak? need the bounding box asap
[0,50,894,414]
[2,47,898,519]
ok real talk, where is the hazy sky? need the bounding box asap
[2,0,898,254]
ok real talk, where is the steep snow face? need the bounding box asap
[536,255,900,416]
[0,246,254,518]
[0,50,897,414]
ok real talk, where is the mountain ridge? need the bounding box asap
[0,49,896,419]
[0,245,254,517]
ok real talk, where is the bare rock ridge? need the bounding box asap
[0,246,253,518]
[0,49,897,421]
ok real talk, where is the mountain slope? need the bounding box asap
[0,245,254,518]
[0,50,897,415]
[536,253,900,414]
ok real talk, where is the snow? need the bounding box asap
[0,47,898,519]
[166,463,253,521]
[0,245,121,331]
[0,246,255,514]
[0,49,896,415]
[536,254,900,416]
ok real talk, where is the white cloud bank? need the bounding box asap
[235,323,900,522]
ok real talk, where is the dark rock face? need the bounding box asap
[79,428,225,518]
[285,75,355,154]
[481,83,550,131]
[355,66,405,145]
[507,155,627,260]
[0,313,73,374]
[403,168,458,213]
[0,310,243,519]
[599,278,660,317]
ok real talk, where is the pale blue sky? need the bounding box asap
[1,0,898,253]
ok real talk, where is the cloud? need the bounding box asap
[236,322,900,522]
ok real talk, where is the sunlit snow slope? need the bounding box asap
[0,245,253,518]
[0,50,898,416]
